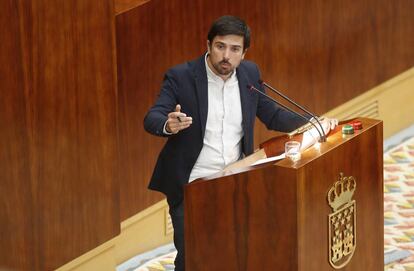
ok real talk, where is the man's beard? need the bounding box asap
[213,60,233,76]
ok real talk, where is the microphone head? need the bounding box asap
[258,79,264,85]
[246,84,254,90]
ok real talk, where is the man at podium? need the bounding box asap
[144,15,334,271]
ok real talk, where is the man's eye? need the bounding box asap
[216,44,224,49]
[232,47,241,52]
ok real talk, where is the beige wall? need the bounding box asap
[326,67,414,138]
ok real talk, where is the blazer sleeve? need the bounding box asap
[143,70,179,137]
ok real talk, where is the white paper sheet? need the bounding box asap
[251,153,286,166]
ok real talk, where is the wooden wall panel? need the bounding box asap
[115,0,414,219]
[0,1,119,270]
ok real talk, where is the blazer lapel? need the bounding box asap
[192,56,208,139]
[237,66,254,135]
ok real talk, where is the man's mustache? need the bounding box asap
[220,60,230,64]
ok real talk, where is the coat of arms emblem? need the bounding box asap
[327,173,357,269]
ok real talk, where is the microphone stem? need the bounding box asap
[262,82,326,141]
[250,86,324,141]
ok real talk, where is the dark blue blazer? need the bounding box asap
[144,55,306,204]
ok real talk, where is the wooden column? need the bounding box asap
[0,1,119,270]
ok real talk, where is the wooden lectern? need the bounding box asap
[184,118,383,270]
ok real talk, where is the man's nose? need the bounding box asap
[223,48,231,59]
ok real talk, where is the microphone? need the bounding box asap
[247,84,325,142]
[258,80,326,142]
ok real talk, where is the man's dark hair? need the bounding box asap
[207,15,251,51]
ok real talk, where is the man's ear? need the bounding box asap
[241,49,248,59]
[207,40,211,54]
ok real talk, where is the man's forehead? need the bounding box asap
[212,35,244,46]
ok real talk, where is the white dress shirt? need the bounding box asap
[188,55,244,182]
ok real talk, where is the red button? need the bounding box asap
[350,121,363,130]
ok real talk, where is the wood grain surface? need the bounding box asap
[115,0,150,15]
[0,0,118,270]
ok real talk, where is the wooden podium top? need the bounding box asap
[277,117,382,168]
